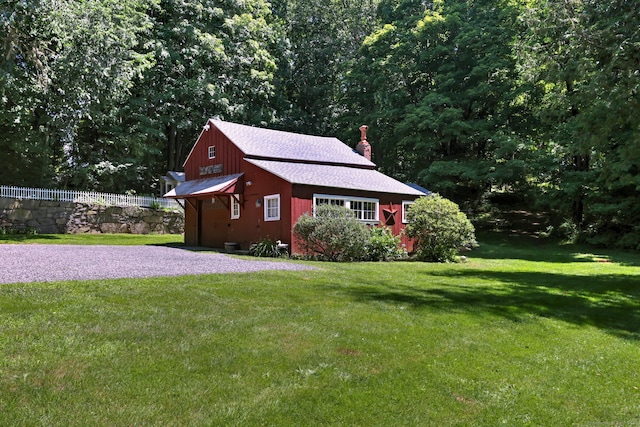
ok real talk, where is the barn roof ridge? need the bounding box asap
[241,154,375,169]
[244,159,427,196]
[210,118,376,168]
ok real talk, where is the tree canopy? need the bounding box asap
[2,0,639,248]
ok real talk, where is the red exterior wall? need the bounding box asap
[199,198,233,247]
[184,123,245,180]
[184,199,198,246]
[289,185,419,254]
[222,161,293,249]
[182,160,294,250]
[182,122,297,249]
[182,122,244,247]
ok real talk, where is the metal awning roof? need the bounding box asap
[163,173,243,198]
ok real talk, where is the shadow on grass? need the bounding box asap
[344,269,640,340]
[146,241,187,248]
[473,231,640,266]
[146,242,230,255]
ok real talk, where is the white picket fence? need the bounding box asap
[0,185,180,209]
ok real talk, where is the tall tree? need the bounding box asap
[518,0,640,247]
[271,0,379,135]
[125,0,278,178]
[1,0,59,186]
[344,0,533,205]
[1,0,155,189]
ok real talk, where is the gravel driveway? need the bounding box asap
[0,244,314,284]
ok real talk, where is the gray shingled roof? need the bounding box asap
[212,119,375,168]
[245,159,427,196]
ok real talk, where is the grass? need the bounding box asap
[0,233,183,246]
[1,232,639,425]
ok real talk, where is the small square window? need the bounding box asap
[264,194,280,221]
[208,146,216,159]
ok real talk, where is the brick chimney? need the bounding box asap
[356,125,371,161]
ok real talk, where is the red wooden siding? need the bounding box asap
[184,199,198,246]
[199,199,232,248]
[237,161,293,248]
[290,185,418,253]
[184,124,245,181]
[289,195,311,254]
[184,161,294,250]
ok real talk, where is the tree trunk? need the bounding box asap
[566,79,587,226]
[167,122,176,172]
[571,153,590,226]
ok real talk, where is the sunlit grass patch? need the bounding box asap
[0,233,183,246]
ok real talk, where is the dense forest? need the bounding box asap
[2,0,639,248]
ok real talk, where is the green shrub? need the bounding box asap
[558,219,579,243]
[363,226,406,261]
[0,226,38,235]
[293,204,370,261]
[405,194,477,262]
[249,238,287,258]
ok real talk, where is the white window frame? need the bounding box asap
[264,194,280,221]
[230,195,240,219]
[402,200,414,223]
[208,145,216,159]
[313,194,379,224]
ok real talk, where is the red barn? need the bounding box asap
[164,119,429,253]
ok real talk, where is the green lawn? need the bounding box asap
[0,233,184,246]
[1,232,639,426]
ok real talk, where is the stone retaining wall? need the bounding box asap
[0,197,184,234]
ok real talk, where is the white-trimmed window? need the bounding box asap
[402,200,414,223]
[314,196,345,207]
[350,200,377,221]
[313,194,379,223]
[231,195,240,219]
[208,145,216,159]
[264,194,280,221]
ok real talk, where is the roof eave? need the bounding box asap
[243,154,376,170]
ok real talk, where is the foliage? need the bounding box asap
[405,194,476,262]
[3,0,640,249]
[517,0,640,243]
[558,219,579,243]
[0,226,37,235]
[362,226,406,261]
[1,234,640,425]
[343,0,534,204]
[293,204,370,261]
[1,0,277,191]
[127,0,278,175]
[249,238,288,258]
[271,0,379,135]
[1,0,156,189]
